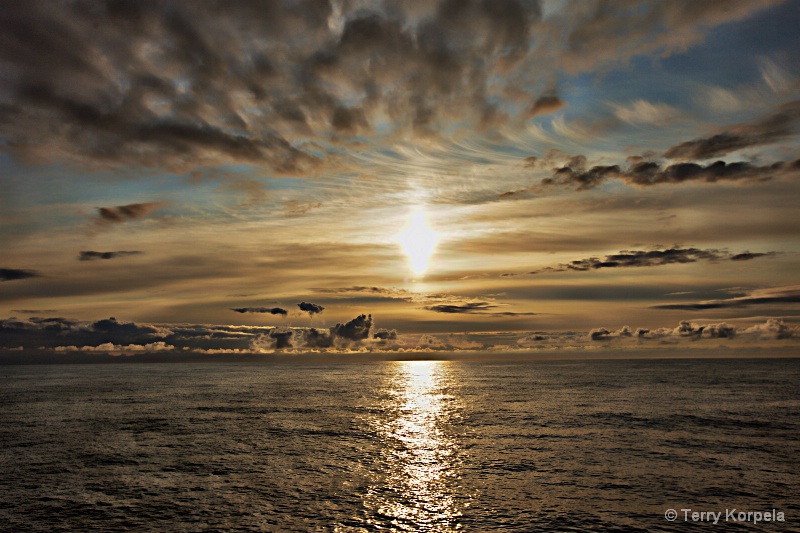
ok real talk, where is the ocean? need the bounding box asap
[0,357,798,532]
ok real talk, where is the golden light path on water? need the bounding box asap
[362,361,468,532]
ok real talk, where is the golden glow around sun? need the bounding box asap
[396,206,439,277]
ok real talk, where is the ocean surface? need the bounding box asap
[0,357,798,532]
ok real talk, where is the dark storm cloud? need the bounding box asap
[373,328,398,341]
[79,250,143,261]
[652,285,800,310]
[298,301,325,316]
[529,247,775,274]
[1,268,40,281]
[269,329,294,350]
[230,307,288,316]
[96,202,164,224]
[663,100,800,160]
[541,157,800,191]
[330,314,373,341]
[303,328,335,349]
[425,302,498,314]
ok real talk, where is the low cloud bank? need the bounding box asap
[587,319,792,342]
[0,314,796,360]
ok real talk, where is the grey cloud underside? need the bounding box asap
[0,268,40,281]
[425,302,497,314]
[0,1,780,171]
[230,307,288,316]
[79,251,143,261]
[529,247,775,274]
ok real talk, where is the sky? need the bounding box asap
[1,0,799,357]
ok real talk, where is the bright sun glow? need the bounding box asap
[396,207,439,277]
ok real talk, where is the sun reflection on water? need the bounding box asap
[363,360,467,532]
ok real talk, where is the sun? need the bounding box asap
[396,206,439,277]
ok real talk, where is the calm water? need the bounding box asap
[0,358,798,532]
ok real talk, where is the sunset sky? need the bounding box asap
[1,0,799,355]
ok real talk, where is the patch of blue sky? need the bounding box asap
[659,3,799,91]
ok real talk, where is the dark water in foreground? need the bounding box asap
[0,358,798,532]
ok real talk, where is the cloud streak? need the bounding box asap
[1,268,40,281]
[652,285,800,310]
[663,100,800,159]
[529,247,775,274]
[79,251,143,261]
[95,203,164,224]
[230,307,288,317]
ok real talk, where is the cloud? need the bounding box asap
[373,328,398,341]
[425,302,498,314]
[653,285,800,310]
[1,268,40,281]
[95,202,164,224]
[248,313,376,351]
[230,307,288,316]
[611,99,680,126]
[314,286,414,301]
[590,325,635,341]
[269,329,294,350]
[528,95,566,117]
[663,100,800,159]
[55,341,175,354]
[541,156,800,190]
[298,301,325,316]
[79,250,143,261]
[743,318,793,339]
[529,247,774,274]
[302,328,335,349]
[330,314,373,342]
[588,320,791,342]
[0,316,171,349]
[284,200,323,217]
[0,0,778,175]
